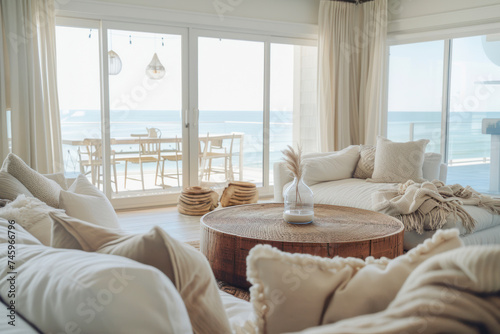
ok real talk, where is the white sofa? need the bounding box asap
[274,150,500,249]
[1,153,499,333]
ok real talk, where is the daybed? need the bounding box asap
[274,145,500,249]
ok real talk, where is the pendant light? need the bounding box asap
[108,50,122,75]
[145,53,165,80]
[108,32,122,75]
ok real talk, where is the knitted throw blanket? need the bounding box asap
[372,180,500,234]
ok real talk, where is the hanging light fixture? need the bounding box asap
[108,50,122,75]
[145,53,166,80]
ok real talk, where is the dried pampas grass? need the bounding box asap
[282,145,303,180]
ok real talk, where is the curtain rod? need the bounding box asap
[329,0,375,4]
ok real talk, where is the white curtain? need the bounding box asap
[318,0,387,151]
[0,0,63,173]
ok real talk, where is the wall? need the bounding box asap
[55,0,321,39]
[388,0,500,20]
[88,0,321,25]
[388,0,500,42]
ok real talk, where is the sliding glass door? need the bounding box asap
[56,23,102,179]
[107,28,185,198]
[387,33,500,195]
[198,36,264,187]
[447,35,500,193]
[56,20,318,207]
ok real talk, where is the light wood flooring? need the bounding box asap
[116,198,273,242]
[116,205,202,242]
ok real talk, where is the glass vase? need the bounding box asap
[283,177,314,224]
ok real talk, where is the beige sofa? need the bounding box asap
[273,149,500,249]
[1,153,499,333]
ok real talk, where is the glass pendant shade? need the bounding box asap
[108,50,122,75]
[146,53,166,80]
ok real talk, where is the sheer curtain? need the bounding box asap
[318,0,387,151]
[0,0,63,173]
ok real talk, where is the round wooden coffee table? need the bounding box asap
[201,203,404,289]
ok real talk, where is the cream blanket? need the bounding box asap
[294,245,500,334]
[372,180,500,234]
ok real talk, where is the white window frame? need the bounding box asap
[55,12,318,209]
[384,22,500,165]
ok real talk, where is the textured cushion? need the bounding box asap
[290,245,500,334]
[1,153,61,207]
[43,173,68,190]
[59,174,119,228]
[353,145,376,179]
[354,148,442,181]
[302,146,359,186]
[0,195,64,246]
[370,137,429,183]
[246,229,463,334]
[0,241,192,333]
[50,211,232,334]
[0,170,33,201]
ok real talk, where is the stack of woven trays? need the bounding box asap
[220,181,259,207]
[178,186,219,216]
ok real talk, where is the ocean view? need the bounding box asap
[388,111,500,161]
[61,109,292,175]
[62,110,500,162]
[59,110,499,194]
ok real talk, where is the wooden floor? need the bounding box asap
[116,198,273,242]
[117,205,202,242]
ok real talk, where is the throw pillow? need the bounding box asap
[302,146,360,186]
[246,229,463,334]
[369,137,429,183]
[0,243,192,333]
[43,172,69,190]
[287,245,500,334]
[0,195,64,245]
[0,170,33,201]
[50,211,232,334]
[1,153,62,207]
[353,145,376,179]
[58,174,120,228]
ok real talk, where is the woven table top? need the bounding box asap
[201,203,404,243]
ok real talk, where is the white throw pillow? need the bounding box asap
[43,172,69,190]
[1,153,62,207]
[0,243,192,334]
[59,174,120,228]
[0,195,64,245]
[302,146,360,186]
[370,137,429,183]
[246,229,463,334]
[50,211,233,334]
[0,170,33,201]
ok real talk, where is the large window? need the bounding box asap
[56,21,318,206]
[56,26,101,177]
[387,34,500,195]
[198,37,264,186]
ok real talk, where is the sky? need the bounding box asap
[56,27,297,114]
[388,35,500,113]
